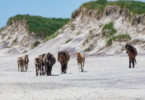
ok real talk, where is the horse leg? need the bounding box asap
[48,66,52,75]
[20,65,23,72]
[18,64,19,71]
[47,66,50,76]
[82,62,84,72]
[78,62,80,71]
[83,60,85,67]
[42,65,44,75]
[40,65,42,76]
[129,59,131,68]
[132,59,135,68]
[26,64,28,72]
[64,64,67,74]
[24,65,26,72]
[61,64,63,74]
[36,68,38,76]
[45,64,47,75]
[83,61,85,71]
[50,66,52,75]
[61,64,65,74]
[81,63,83,72]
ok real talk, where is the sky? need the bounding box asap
[0,0,145,28]
[0,0,92,28]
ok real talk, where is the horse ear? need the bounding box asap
[125,44,128,49]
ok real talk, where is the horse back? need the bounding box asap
[58,50,70,63]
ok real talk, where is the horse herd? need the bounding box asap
[17,44,137,76]
[17,50,85,76]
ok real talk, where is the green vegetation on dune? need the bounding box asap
[109,0,145,14]
[102,22,131,46]
[102,22,117,38]
[7,15,69,39]
[81,0,145,14]
[81,0,107,13]
[106,34,131,46]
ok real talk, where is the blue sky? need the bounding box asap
[0,0,145,28]
[0,0,92,28]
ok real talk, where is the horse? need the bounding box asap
[43,53,56,76]
[23,55,29,71]
[58,50,70,74]
[38,54,45,75]
[76,52,85,72]
[34,57,42,76]
[17,57,24,72]
[125,44,137,68]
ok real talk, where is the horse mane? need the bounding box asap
[47,53,52,59]
[125,44,137,55]
[58,51,67,61]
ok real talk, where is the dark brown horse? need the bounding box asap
[43,53,56,76]
[38,54,45,75]
[34,57,42,76]
[125,44,137,68]
[58,51,70,74]
[17,57,24,72]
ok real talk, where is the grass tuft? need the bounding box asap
[102,22,117,37]
[106,34,131,46]
[81,0,145,15]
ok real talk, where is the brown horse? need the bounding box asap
[17,57,24,72]
[76,52,85,72]
[34,57,42,76]
[43,53,56,76]
[23,55,29,71]
[38,54,45,75]
[58,50,70,74]
[125,44,137,68]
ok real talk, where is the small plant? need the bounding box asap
[31,41,40,49]
[0,27,5,33]
[11,38,18,45]
[85,44,94,51]
[23,50,27,53]
[65,38,72,44]
[102,22,117,38]
[106,34,131,46]
[76,31,80,36]
[13,38,17,43]
[1,34,6,39]
[83,38,89,46]
[89,30,93,34]
[7,36,11,40]
[85,38,89,43]
[44,31,59,42]
[71,24,75,30]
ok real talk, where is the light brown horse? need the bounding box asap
[23,55,29,71]
[17,57,24,72]
[125,44,137,68]
[58,51,70,74]
[76,52,85,72]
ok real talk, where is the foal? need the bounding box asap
[76,52,85,72]
[125,44,137,68]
